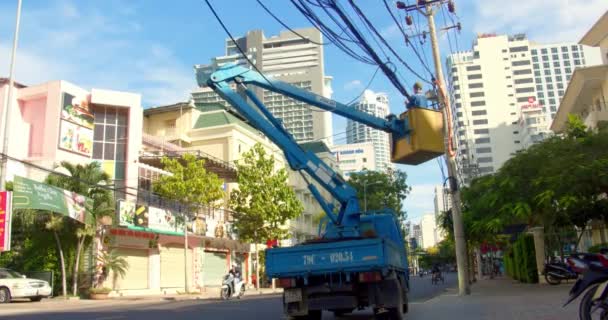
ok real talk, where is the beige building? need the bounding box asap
[330,142,376,179]
[550,12,608,251]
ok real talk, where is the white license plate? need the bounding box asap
[593,281,608,300]
[284,288,302,303]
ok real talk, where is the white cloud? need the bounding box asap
[404,183,436,222]
[472,0,606,43]
[344,79,363,91]
[0,0,193,106]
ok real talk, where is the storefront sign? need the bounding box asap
[117,200,148,227]
[58,92,94,157]
[12,176,91,224]
[0,191,13,252]
[148,206,181,232]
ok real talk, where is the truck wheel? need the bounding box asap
[402,292,409,314]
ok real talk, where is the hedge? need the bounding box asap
[505,234,538,283]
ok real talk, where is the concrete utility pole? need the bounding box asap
[396,0,470,295]
[0,0,23,191]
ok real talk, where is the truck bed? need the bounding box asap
[265,237,406,278]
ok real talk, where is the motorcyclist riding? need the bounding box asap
[432,264,442,283]
[228,265,241,295]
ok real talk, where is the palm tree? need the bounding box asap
[46,161,113,296]
[44,214,67,298]
[96,250,129,289]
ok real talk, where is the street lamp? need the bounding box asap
[363,181,382,213]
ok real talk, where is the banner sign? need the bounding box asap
[58,92,94,157]
[117,200,149,227]
[12,176,91,224]
[0,191,12,252]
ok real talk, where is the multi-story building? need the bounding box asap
[194,28,333,144]
[346,90,392,172]
[420,213,442,249]
[447,34,602,184]
[411,223,423,250]
[330,142,375,178]
[518,100,552,149]
[433,185,451,217]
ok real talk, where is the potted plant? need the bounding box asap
[90,250,129,300]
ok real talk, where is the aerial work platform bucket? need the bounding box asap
[391,107,444,165]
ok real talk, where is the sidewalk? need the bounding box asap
[408,277,578,320]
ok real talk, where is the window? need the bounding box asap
[573,52,580,58]
[469,83,483,89]
[547,83,554,90]
[561,46,568,52]
[539,99,545,105]
[545,76,552,82]
[517,96,534,102]
[479,167,494,173]
[533,63,540,69]
[453,85,460,90]
[502,49,508,53]
[473,119,488,125]
[541,48,548,54]
[543,62,550,68]
[513,69,531,75]
[563,53,570,59]
[549,98,556,105]
[538,92,544,98]
[452,76,459,81]
[575,59,581,65]
[553,61,560,67]
[466,65,481,71]
[455,94,461,99]
[471,101,486,107]
[456,112,463,117]
[470,92,485,98]
[476,147,492,153]
[532,56,539,63]
[555,68,561,75]
[512,60,531,66]
[556,75,563,82]
[558,90,564,96]
[514,78,533,84]
[564,60,571,66]
[516,87,534,93]
[536,85,543,91]
[542,55,548,61]
[550,105,557,112]
[472,110,487,116]
[455,103,462,108]
[458,121,465,127]
[534,70,541,76]
[474,51,480,59]
[451,67,457,73]
[514,140,521,144]
[531,49,537,55]
[510,46,529,52]
[474,128,489,134]
[478,157,493,163]
[551,47,558,53]
[548,91,555,97]
[572,45,579,51]
[552,54,559,60]
[535,77,541,83]
[544,69,551,75]
[565,67,571,74]
[92,106,128,180]
[557,83,563,89]
[475,137,491,144]
[468,74,482,80]
[567,75,571,81]
[513,131,519,134]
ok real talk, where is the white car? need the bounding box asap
[0,268,52,303]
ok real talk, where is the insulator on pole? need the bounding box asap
[406,15,413,26]
[448,0,456,13]
[457,22,462,32]
[396,1,406,9]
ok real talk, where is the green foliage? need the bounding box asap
[508,235,537,283]
[154,153,225,211]
[97,249,129,289]
[230,143,303,243]
[347,169,411,220]
[417,240,456,269]
[588,243,608,253]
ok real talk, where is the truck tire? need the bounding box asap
[402,291,409,314]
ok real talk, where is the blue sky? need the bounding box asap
[1,0,605,223]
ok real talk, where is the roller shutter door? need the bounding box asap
[161,245,192,288]
[114,248,149,290]
[203,251,227,287]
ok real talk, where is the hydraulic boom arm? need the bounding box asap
[196,64,412,238]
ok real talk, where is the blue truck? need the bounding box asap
[197,63,444,320]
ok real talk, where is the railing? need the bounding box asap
[141,149,236,171]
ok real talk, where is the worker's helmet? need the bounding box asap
[414,82,423,90]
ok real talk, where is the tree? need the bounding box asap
[44,214,67,297]
[230,143,303,243]
[347,169,411,220]
[97,250,129,289]
[46,161,113,296]
[153,153,225,212]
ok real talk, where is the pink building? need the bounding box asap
[0,78,142,192]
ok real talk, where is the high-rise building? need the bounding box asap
[447,34,602,184]
[194,28,333,144]
[420,213,442,249]
[433,185,451,217]
[346,90,392,172]
[330,142,376,178]
[411,224,423,250]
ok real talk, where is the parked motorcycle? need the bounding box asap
[220,272,245,300]
[564,264,608,319]
[545,258,581,285]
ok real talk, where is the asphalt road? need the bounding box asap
[1,273,456,320]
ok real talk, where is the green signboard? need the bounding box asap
[12,176,92,224]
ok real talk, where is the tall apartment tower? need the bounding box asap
[346,90,392,172]
[193,28,333,143]
[447,34,602,184]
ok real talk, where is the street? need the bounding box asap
[0,274,456,320]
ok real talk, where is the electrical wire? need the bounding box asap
[256,0,328,45]
[204,0,275,86]
[345,66,381,106]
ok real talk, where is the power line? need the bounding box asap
[256,0,328,46]
[345,66,381,105]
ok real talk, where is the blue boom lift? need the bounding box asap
[196,63,444,320]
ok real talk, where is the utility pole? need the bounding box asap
[0,0,23,191]
[396,0,470,295]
